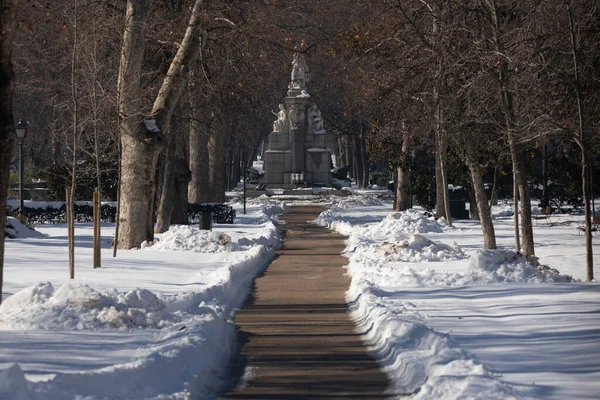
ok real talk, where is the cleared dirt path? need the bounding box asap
[220,206,392,399]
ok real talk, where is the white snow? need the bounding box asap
[318,196,600,400]
[0,198,285,399]
[4,216,47,239]
[2,193,600,399]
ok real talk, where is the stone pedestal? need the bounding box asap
[264,53,333,189]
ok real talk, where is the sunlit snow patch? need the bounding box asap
[467,249,573,284]
[148,226,238,252]
[380,234,465,262]
[0,282,179,331]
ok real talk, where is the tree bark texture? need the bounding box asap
[354,136,366,188]
[360,125,369,188]
[208,129,226,203]
[467,160,497,249]
[171,156,190,225]
[396,165,410,211]
[395,124,411,211]
[344,135,352,174]
[188,116,210,204]
[116,0,157,249]
[483,0,534,255]
[513,170,520,251]
[0,0,19,304]
[154,137,175,233]
[435,132,451,225]
[117,0,204,249]
[566,2,593,280]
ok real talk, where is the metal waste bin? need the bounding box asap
[199,203,214,230]
[450,200,469,220]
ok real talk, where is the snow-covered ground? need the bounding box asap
[316,196,600,400]
[2,193,600,399]
[1,199,286,399]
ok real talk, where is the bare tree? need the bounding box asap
[0,0,19,304]
[116,0,204,249]
[478,0,536,256]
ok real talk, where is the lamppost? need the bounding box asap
[15,120,28,214]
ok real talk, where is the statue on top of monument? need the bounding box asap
[272,103,287,133]
[289,52,310,91]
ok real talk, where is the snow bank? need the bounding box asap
[4,216,46,239]
[238,221,280,249]
[0,282,173,331]
[318,199,577,399]
[371,210,449,239]
[0,201,285,399]
[316,195,387,235]
[380,235,465,263]
[147,226,238,253]
[468,249,573,284]
[348,288,518,399]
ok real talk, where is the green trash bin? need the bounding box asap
[450,200,469,220]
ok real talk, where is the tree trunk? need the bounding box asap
[435,133,452,226]
[188,116,210,204]
[154,137,175,233]
[566,2,593,280]
[469,182,479,220]
[116,0,158,249]
[513,169,520,251]
[337,136,345,168]
[208,129,226,202]
[117,0,204,249]
[353,136,363,187]
[483,0,534,255]
[0,0,19,304]
[489,165,499,207]
[392,167,398,209]
[171,156,191,225]
[231,148,241,190]
[344,135,352,173]
[467,159,496,249]
[395,123,411,211]
[360,125,369,188]
[396,165,410,211]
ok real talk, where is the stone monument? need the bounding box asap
[264,53,333,188]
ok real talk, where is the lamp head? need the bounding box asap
[15,120,28,140]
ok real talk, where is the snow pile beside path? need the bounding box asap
[380,235,465,262]
[468,249,573,284]
[0,282,178,331]
[260,202,286,218]
[0,246,275,332]
[0,244,274,399]
[350,249,573,288]
[238,221,280,249]
[165,245,272,314]
[316,195,386,235]
[149,226,238,253]
[5,216,46,239]
[371,210,448,239]
[348,288,518,399]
